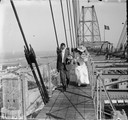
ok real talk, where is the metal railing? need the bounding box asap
[87,56,128,120]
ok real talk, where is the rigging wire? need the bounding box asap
[77,0,80,22]
[49,0,59,48]
[66,0,73,49]
[10,0,29,51]
[74,0,78,25]
[73,0,80,47]
[68,0,76,48]
[77,0,80,46]
[74,0,79,46]
[72,0,77,47]
[60,0,69,48]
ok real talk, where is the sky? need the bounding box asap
[0,0,126,55]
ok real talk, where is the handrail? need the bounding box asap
[91,58,128,120]
[86,54,97,119]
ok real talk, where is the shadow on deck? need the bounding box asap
[35,66,96,120]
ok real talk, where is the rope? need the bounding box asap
[66,0,73,49]
[60,0,68,48]
[49,0,59,48]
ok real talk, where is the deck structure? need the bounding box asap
[36,65,95,120]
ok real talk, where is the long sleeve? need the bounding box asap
[56,47,61,55]
[56,48,62,71]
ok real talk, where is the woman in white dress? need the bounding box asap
[75,46,90,86]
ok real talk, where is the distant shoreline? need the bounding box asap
[0,51,56,60]
[0,53,57,67]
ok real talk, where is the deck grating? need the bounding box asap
[36,85,95,120]
[36,66,96,120]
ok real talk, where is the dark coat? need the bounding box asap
[56,48,70,71]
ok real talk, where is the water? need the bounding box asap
[0,51,57,66]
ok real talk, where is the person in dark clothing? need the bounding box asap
[56,43,71,91]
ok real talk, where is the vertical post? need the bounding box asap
[96,78,99,120]
[48,63,52,97]
[125,15,127,61]
[104,26,105,41]
[99,79,102,120]
[21,75,27,120]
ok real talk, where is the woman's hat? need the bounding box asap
[67,55,73,60]
[77,45,87,52]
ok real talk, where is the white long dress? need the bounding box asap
[75,62,89,84]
